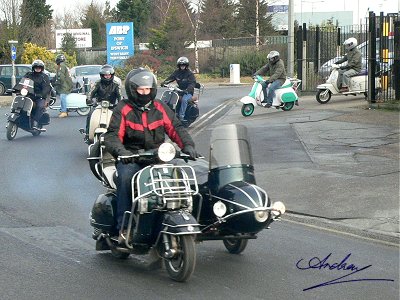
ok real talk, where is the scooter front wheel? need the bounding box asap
[241,103,255,117]
[281,102,295,111]
[223,238,248,254]
[164,235,196,282]
[316,89,332,104]
[77,107,91,116]
[6,121,18,140]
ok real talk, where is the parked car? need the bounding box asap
[0,64,55,95]
[318,37,394,80]
[69,65,122,91]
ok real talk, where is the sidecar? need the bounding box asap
[190,124,285,253]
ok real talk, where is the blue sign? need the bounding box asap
[11,45,16,61]
[106,22,134,66]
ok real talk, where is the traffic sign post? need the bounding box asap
[8,40,18,92]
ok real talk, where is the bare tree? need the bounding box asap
[0,0,22,40]
[181,0,203,73]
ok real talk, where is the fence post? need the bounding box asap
[315,26,320,73]
[336,28,341,57]
[368,11,377,104]
[302,23,307,90]
[394,20,400,100]
[296,26,303,90]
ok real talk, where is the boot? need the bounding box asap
[58,112,68,118]
[32,120,39,130]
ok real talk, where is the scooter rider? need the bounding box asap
[23,60,51,129]
[103,67,199,243]
[161,56,196,122]
[253,50,286,108]
[84,64,121,142]
[335,37,362,92]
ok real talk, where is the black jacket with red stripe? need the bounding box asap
[104,98,195,159]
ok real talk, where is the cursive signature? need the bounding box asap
[296,253,394,291]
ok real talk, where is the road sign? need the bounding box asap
[11,45,16,61]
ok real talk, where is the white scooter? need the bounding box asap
[240,75,301,117]
[316,64,382,104]
[79,100,113,146]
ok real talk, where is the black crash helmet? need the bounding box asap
[177,56,189,68]
[55,54,66,64]
[99,64,115,82]
[125,68,157,102]
[32,59,45,72]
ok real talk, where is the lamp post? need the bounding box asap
[8,40,18,95]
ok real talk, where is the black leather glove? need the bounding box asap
[118,149,136,164]
[161,82,166,87]
[86,98,93,106]
[182,145,199,160]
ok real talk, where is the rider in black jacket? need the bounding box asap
[84,64,121,142]
[161,56,196,122]
[24,60,51,129]
[103,67,198,242]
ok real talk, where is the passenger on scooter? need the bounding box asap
[334,37,362,92]
[23,60,51,129]
[83,64,121,142]
[161,56,196,122]
[253,50,286,108]
[103,67,199,243]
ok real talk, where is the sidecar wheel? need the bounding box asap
[241,104,254,117]
[77,107,91,116]
[223,238,248,254]
[6,121,18,140]
[316,89,331,104]
[281,102,295,111]
[164,235,196,282]
[111,247,130,259]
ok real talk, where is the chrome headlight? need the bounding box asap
[21,88,28,96]
[101,100,110,108]
[271,201,286,216]
[158,143,176,162]
[254,210,269,222]
[213,201,227,217]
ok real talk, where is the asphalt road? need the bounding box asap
[0,86,398,299]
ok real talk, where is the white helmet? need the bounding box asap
[267,50,280,64]
[343,38,357,51]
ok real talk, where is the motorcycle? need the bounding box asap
[160,82,204,127]
[5,78,50,140]
[48,77,91,116]
[79,100,113,145]
[316,64,382,104]
[88,124,285,281]
[240,75,301,116]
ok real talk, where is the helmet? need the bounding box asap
[267,50,280,64]
[55,54,66,64]
[32,59,45,72]
[125,68,157,105]
[177,56,189,68]
[99,64,115,82]
[343,37,357,51]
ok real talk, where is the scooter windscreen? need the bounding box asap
[13,78,35,95]
[209,124,253,169]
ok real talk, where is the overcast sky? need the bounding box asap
[46,0,398,21]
